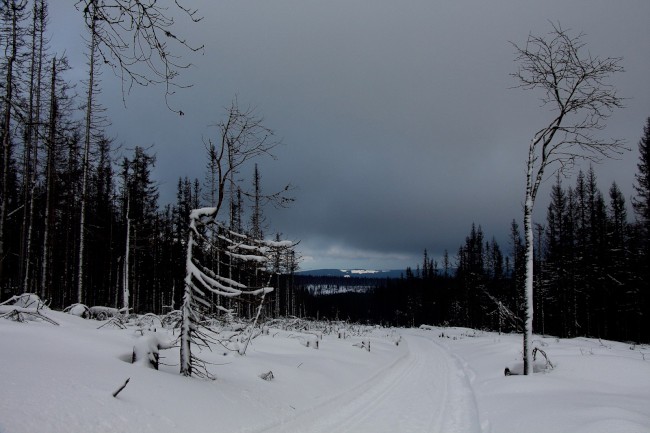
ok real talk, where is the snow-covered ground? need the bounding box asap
[1,307,649,433]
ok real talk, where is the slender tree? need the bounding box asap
[0,0,28,285]
[20,0,48,293]
[41,55,75,303]
[77,0,104,304]
[512,22,625,374]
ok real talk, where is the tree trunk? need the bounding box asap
[77,4,98,304]
[41,57,57,300]
[0,2,18,285]
[523,138,536,376]
[523,197,534,375]
[22,1,45,293]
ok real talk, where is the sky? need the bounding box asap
[50,0,650,271]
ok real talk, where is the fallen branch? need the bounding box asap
[112,378,130,398]
[0,308,59,325]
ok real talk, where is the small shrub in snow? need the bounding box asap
[63,303,90,318]
[89,306,122,321]
[97,317,126,330]
[132,332,174,370]
[0,294,58,325]
[259,371,274,381]
[161,310,182,330]
[505,347,554,375]
[353,339,371,352]
[303,336,319,349]
[0,308,59,325]
[0,293,48,310]
[135,313,163,331]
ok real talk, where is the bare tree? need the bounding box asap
[512,22,625,375]
[204,98,286,217]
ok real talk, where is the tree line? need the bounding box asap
[295,120,650,343]
[0,1,299,319]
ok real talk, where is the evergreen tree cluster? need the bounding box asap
[295,121,650,342]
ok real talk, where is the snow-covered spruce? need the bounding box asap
[180,207,290,378]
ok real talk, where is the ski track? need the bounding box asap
[252,332,483,433]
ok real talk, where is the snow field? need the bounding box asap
[428,327,650,433]
[1,311,649,433]
[0,311,406,433]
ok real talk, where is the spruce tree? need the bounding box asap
[631,117,650,340]
[632,118,650,238]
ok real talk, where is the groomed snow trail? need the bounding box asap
[254,332,483,433]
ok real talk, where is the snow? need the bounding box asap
[263,240,294,248]
[1,311,649,433]
[339,269,380,275]
[188,207,217,221]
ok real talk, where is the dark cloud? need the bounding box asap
[51,0,650,270]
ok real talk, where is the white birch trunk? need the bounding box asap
[523,197,534,375]
[523,138,537,376]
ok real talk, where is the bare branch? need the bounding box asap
[74,0,204,112]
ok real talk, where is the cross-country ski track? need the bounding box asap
[252,331,484,433]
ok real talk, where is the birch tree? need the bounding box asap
[512,22,625,375]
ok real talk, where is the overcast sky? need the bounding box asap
[51,1,650,271]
